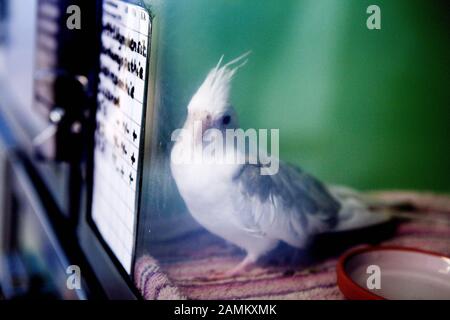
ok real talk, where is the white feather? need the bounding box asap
[187,52,250,114]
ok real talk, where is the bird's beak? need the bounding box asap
[201,116,213,133]
[187,111,213,143]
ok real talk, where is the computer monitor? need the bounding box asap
[79,0,156,299]
[91,0,152,275]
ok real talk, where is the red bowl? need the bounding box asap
[337,245,450,300]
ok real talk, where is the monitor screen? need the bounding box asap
[91,0,151,275]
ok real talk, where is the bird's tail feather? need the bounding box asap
[328,186,391,232]
[327,185,445,232]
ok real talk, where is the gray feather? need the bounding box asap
[233,161,340,234]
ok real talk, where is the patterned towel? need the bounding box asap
[134,192,450,300]
[134,255,186,300]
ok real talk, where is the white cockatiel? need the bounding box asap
[170,54,389,276]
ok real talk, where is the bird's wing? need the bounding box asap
[232,161,341,238]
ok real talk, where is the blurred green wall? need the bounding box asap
[146,0,450,192]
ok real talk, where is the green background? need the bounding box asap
[144,0,450,192]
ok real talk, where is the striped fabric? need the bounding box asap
[135,192,450,300]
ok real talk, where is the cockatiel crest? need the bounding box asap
[187,52,250,115]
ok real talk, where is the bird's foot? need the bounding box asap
[209,255,257,279]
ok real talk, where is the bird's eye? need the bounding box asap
[222,115,231,125]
